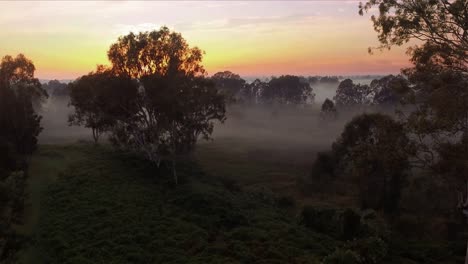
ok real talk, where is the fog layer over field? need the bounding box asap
[38,77,379,148]
[38,97,89,144]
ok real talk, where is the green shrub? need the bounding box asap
[323,249,361,264]
[342,209,361,241]
[347,237,388,264]
[276,195,296,209]
[310,152,336,183]
[360,210,390,240]
[301,206,341,237]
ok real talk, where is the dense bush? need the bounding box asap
[310,152,336,185]
[323,249,360,264]
[301,206,389,242]
[346,237,388,264]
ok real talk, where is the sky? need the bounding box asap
[0,1,412,80]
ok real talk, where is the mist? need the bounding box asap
[38,96,89,144]
[37,76,380,151]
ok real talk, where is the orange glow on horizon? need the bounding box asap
[0,1,412,80]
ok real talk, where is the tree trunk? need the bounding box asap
[92,128,99,144]
[172,158,178,185]
[465,239,468,264]
[171,121,178,185]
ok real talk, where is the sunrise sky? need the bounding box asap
[0,1,412,80]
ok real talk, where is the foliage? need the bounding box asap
[323,249,361,264]
[320,99,337,120]
[0,54,45,262]
[108,26,205,79]
[68,66,138,144]
[347,237,388,264]
[108,27,225,172]
[241,79,267,104]
[332,113,411,214]
[35,145,336,264]
[70,27,226,183]
[0,171,27,262]
[334,79,372,107]
[342,209,362,241]
[42,80,69,97]
[360,0,468,182]
[320,76,339,84]
[301,206,343,238]
[370,75,411,106]
[210,71,246,103]
[359,0,467,74]
[310,151,336,185]
[262,75,314,105]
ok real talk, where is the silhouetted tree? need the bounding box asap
[210,71,246,103]
[320,98,337,120]
[106,27,226,184]
[361,0,468,195]
[262,75,313,104]
[69,66,137,144]
[320,76,339,84]
[0,54,45,261]
[333,114,411,214]
[308,76,319,86]
[43,80,69,97]
[370,75,411,106]
[241,79,267,104]
[334,79,371,107]
[359,0,466,74]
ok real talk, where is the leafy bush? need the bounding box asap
[346,237,388,264]
[342,209,361,241]
[310,152,336,184]
[276,195,296,209]
[301,206,341,237]
[323,249,361,264]
[360,210,390,241]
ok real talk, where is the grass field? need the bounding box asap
[17,142,465,263]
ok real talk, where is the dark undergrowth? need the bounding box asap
[33,145,335,264]
[21,144,465,264]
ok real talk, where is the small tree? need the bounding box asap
[320,98,338,120]
[241,78,267,104]
[333,113,411,214]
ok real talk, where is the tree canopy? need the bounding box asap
[334,79,371,107]
[210,71,246,102]
[359,0,467,74]
[108,26,205,79]
[70,27,226,184]
[360,0,468,176]
[262,75,314,105]
[0,54,45,261]
[332,113,411,214]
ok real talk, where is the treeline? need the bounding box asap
[210,70,407,109]
[42,80,69,97]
